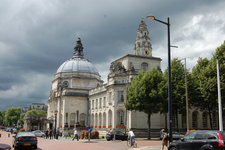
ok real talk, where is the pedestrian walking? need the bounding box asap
[49,130,53,139]
[128,130,135,146]
[45,130,49,139]
[72,129,79,141]
[161,129,169,150]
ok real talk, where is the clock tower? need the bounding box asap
[134,18,152,57]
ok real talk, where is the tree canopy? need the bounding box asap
[4,107,21,127]
[125,68,163,139]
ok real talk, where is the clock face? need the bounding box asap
[63,81,69,88]
[144,49,151,56]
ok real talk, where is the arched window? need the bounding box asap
[118,110,124,125]
[99,113,102,128]
[95,113,98,128]
[91,114,94,127]
[80,113,86,126]
[192,111,198,129]
[103,112,106,128]
[70,113,76,126]
[108,110,112,128]
[141,63,148,71]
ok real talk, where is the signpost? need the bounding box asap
[87,127,92,142]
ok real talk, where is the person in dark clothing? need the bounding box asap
[49,130,53,139]
[45,130,49,139]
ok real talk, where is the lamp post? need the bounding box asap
[54,110,58,139]
[217,56,223,131]
[147,16,173,142]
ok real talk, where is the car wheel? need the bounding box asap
[170,147,178,150]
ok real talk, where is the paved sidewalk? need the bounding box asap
[131,146,161,150]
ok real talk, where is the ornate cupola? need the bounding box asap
[134,18,152,57]
[73,37,84,58]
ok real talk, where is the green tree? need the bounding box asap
[163,58,187,129]
[0,111,3,125]
[191,41,225,129]
[125,68,163,139]
[4,107,21,127]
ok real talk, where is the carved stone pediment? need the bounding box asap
[110,62,126,73]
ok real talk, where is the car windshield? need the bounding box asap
[184,131,197,140]
[184,131,218,140]
[17,132,35,137]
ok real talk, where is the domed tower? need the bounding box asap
[47,38,103,133]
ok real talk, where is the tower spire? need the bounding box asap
[73,37,84,58]
[134,18,152,57]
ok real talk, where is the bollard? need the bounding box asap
[8,133,10,137]
[0,133,1,138]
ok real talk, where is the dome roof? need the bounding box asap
[56,58,99,75]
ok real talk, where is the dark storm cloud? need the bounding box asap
[0,0,225,110]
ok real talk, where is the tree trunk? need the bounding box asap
[147,114,151,140]
[208,105,213,129]
[164,113,167,129]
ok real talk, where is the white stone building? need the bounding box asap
[47,19,217,137]
[89,19,163,137]
[47,38,103,131]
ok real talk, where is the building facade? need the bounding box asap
[47,38,103,133]
[47,19,219,137]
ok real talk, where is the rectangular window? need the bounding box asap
[99,98,102,108]
[92,100,94,109]
[108,92,112,105]
[103,97,106,107]
[118,91,124,102]
[96,99,98,109]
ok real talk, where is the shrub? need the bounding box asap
[91,130,99,139]
[80,130,89,139]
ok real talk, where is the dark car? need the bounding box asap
[161,132,184,140]
[12,132,37,150]
[169,130,225,150]
[170,132,184,140]
[32,130,45,137]
[106,131,128,141]
[0,144,11,150]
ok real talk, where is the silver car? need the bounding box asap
[32,130,45,137]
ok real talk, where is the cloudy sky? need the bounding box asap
[0,0,225,110]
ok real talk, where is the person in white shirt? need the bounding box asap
[128,130,135,146]
[72,129,79,141]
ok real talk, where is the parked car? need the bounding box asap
[0,143,11,150]
[32,130,45,137]
[5,128,11,132]
[161,132,184,140]
[169,130,225,150]
[12,132,37,150]
[106,131,128,141]
[170,132,184,140]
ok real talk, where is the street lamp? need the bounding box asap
[54,110,58,139]
[147,15,173,142]
[217,56,223,131]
